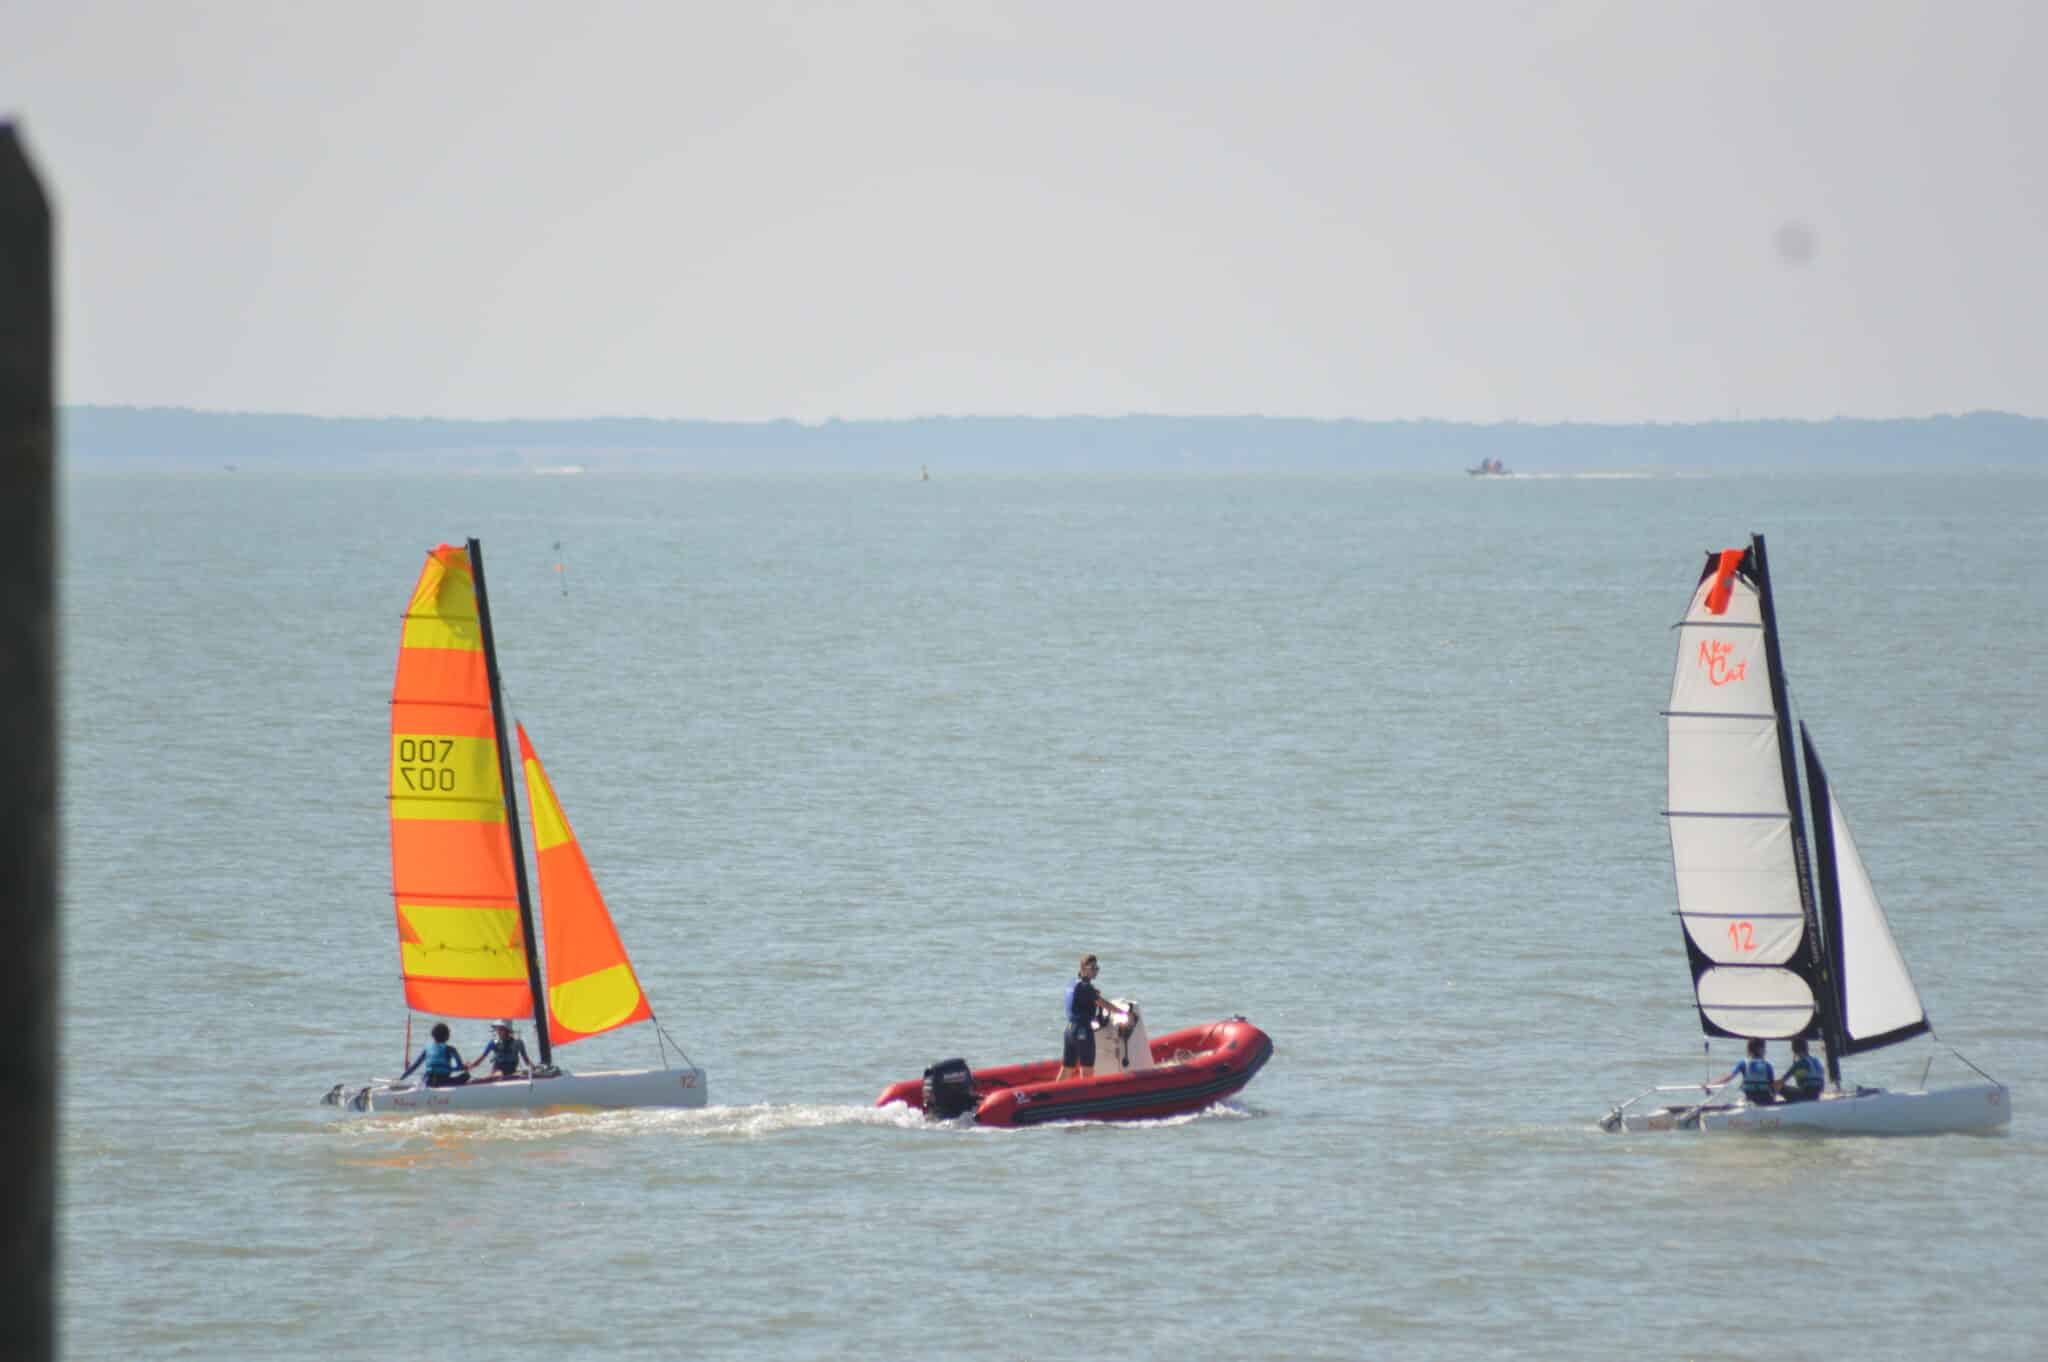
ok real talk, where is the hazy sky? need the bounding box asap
[5,2,2043,422]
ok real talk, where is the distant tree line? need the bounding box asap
[59,405,2048,472]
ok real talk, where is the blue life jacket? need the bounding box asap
[1065,979,1099,1029]
[1786,1054,1824,1090]
[424,1040,457,1079]
[1736,1056,1775,1099]
[487,1035,525,1075]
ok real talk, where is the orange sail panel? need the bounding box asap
[389,544,533,1019]
[518,723,653,1045]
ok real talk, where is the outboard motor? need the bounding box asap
[922,1057,977,1118]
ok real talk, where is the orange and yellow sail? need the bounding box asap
[389,544,533,1019]
[519,723,653,1045]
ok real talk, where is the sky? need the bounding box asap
[4,1,2043,423]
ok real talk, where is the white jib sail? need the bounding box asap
[1824,783,1928,1045]
[1666,562,1815,1038]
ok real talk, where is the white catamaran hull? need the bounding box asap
[1607,1082,2009,1136]
[331,1065,707,1116]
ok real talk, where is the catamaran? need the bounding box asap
[325,540,706,1115]
[1602,534,2007,1135]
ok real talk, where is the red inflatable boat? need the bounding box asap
[875,1002,1272,1126]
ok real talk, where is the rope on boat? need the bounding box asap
[651,1016,697,1071]
[1942,1041,2003,1088]
[1911,1027,2004,1090]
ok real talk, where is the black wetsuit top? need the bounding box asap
[1065,978,1102,1033]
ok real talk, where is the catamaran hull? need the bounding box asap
[328,1066,707,1116]
[876,1019,1272,1126]
[1608,1082,2010,1136]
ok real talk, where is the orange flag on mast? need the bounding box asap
[518,723,654,1045]
[388,545,534,1019]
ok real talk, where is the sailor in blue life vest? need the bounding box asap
[1779,1036,1825,1103]
[474,1019,534,1080]
[1706,1037,1776,1105]
[1054,953,1113,1082]
[399,1021,473,1088]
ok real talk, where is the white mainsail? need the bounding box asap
[1665,551,1816,1038]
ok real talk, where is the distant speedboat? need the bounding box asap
[1466,458,1509,476]
[877,1002,1271,1126]
[1601,534,2007,1136]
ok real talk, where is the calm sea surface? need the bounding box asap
[59,467,2047,1360]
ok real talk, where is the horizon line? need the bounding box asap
[60,403,2045,428]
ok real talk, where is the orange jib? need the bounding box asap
[518,723,652,1045]
[389,544,534,1019]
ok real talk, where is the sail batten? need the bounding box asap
[1665,810,1790,819]
[1682,912,1804,922]
[388,544,535,1020]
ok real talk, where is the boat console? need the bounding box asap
[1093,999,1154,1075]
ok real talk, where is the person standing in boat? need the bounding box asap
[1055,954,1112,1081]
[474,1019,534,1081]
[1778,1037,1825,1103]
[399,1022,473,1088]
[1706,1038,1776,1105]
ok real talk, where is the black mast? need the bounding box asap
[1800,725,1847,1085]
[467,537,553,1067]
[1749,533,1845,1081]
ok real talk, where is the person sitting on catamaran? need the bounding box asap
[1706,1038,1776,1105]
[474,1020,534,1080]
[399,1022,473,1088]
[1778,1037,1825,1103]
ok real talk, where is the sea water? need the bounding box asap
[59,467,2046,1360]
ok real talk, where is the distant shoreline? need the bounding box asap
[58,405,2048,473]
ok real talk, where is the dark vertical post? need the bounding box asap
[0,121,57,1362]
[466,538,552,1065]
[1799,725,1849,1087]
[1750,533,1845,1083]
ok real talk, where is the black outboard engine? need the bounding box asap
[922,1057,976,1119]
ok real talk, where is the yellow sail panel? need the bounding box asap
[400,548,484,652]
[517,723,653,1045]
[389,544,532,1020]
[388,734,505,822]
[550,963,649,1037]
[397,903,528,979]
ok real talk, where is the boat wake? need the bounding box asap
[324,1102,902,1143]
[322,1098,1257,1145]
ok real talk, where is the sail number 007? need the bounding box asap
[396,737,459,792]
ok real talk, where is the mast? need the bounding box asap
[467,537,553,1066]
[1748,534,1844,1082]
[1800,724,1847,1085]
